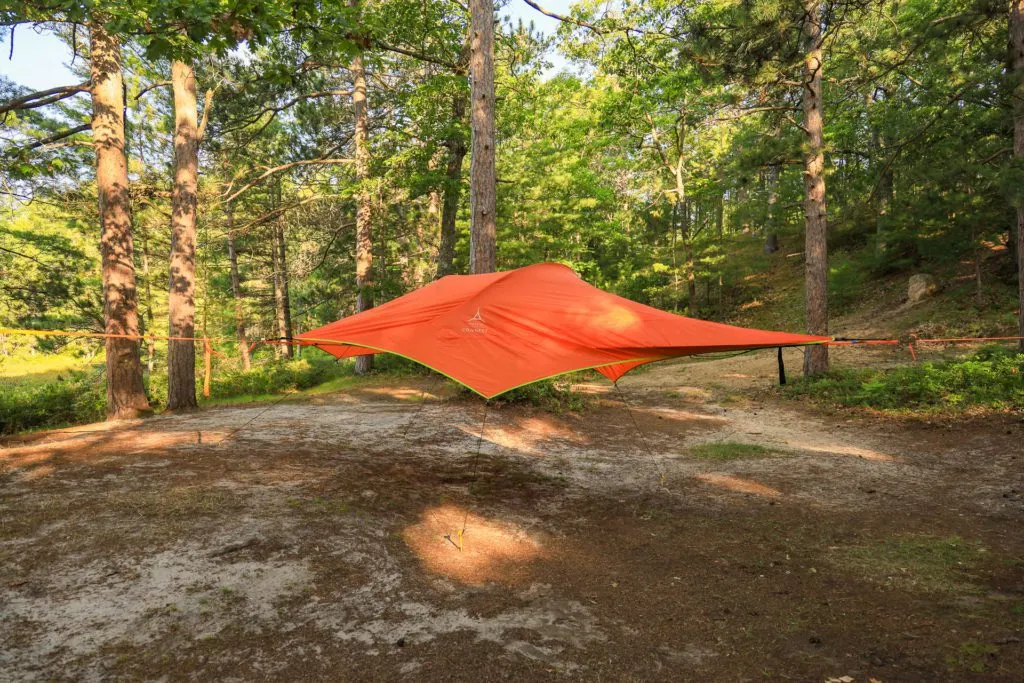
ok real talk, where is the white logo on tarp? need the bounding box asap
[463,308,487,333]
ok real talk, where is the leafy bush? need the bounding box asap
[784,346,1024,412]
[207,354,350,398]
[0,370,105,434]
[0,353,352,434]
[474,373,593,412]
[828,251,869,315]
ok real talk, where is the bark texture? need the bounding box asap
[225,205,251,371]
[140,223,155,373]
[167,60,199,410]
[275,219,294,356]
[1012,0,1024,351]
[801,0,830,376]
[89,22,150,419]
[352,49,374,374]
[437,90,468,278]
[469,0,497,274]
[270,222,288,360]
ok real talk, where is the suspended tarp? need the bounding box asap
[297,263,829,398]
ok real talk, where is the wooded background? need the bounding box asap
[2,0,1022,418]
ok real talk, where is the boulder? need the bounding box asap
[907,273,939,304]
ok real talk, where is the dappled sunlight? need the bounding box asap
[19,464,55,481]
[0,428,231,470]
[695,473,782,498]
[359,386,441,401]
[791,442,897,462]
[454,415,588,455]
[402,504,546,586]
[628,405,730,424]
[566,298,642,333]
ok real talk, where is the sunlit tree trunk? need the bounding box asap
[140,222,155,374]
[167,60,199,410]
[89,21,150,419]
[225,204,251,371]
[271,233,290,361]
[469,0,496,273]
[1012,0,1024,351]
[801,0,830,376]
[352,48,374,373]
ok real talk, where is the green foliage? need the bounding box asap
[472,374,592,413]
[784,347,1024,412]
[0,370,105,434]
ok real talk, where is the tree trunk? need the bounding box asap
[225,204,251,371]
[716,193,725,321]
[140,222,155,374]
[89,21,150,419]
[469,0,496,274]
[686,238,697,317]
[1012,0,1024,351]
[276,219,294,351]
[166,60,200,410]
[270,225,286,360]
[352,49,374,374]
[801,0,830,376]
[437,90,468,278]
[764,165,779,253]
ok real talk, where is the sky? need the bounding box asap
[0,0,575,92]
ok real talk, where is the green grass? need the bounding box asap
[689,441,779,460]
[835,535,987,594]
[0,352,99,384]
[783,346,1024,414]
[0,350,357,435]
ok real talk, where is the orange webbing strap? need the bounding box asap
[823,339,899,346]
[0,327,230,343]
[907,334,1024,361]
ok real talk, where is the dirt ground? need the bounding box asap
[2,349,1023,681]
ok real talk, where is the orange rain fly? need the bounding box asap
[297,263,830,398]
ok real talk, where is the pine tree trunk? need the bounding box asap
[801,0,830,376]
[352,49,374,374]
[89,21,150,419]
[469,0,496,274]
[437,90,468,278]
[686,238,697,317]
[167,60,199,410]
[276,219,294,352]
[271,229,290,361]
[1012,0,1024,351]
[140,222,155,374]
[225,204,251,371]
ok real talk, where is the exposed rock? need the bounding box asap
[907,273,938,304]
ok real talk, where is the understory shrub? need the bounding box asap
[783,346,1024,412]
[466,372,594,413]
[206,354,350,398]
[0,370,105,434]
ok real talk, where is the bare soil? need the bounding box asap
[2,351,1023,681]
